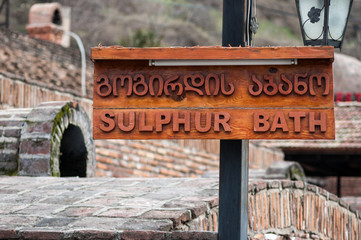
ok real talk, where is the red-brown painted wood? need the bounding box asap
[93,108,335,140]
[92,46,335,140]
[91,46,334,60]
[93,59,334,109]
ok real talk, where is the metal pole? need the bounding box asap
[337,175,341,197]
[222,0,246,47]
[323,0,330,46]
[219,0,249,239]
[65,31,87,96]
[219,140,249,239]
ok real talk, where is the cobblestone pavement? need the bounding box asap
[0,177,219,239]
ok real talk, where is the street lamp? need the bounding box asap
[295,0,353,48]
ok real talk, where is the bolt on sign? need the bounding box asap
[91,46,335,140]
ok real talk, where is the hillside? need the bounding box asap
[4,0,361,60]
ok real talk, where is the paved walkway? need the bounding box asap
[0,177,219,240]
[1,176,359,240]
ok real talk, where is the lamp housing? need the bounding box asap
[295,0,353,48]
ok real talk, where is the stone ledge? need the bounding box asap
[0,229,218,240]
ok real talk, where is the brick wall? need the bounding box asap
[319,177,361,197]
[95,140,284,178]
[249,142,284,170]
[340,178,361,197]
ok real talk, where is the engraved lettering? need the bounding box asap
[100,111,115,132]
[173,112,191,132]
[101,111,236,134]
[220,74,235,95]
[117,112,135,132]
[263,75,278,96]
[205,74,220,96]
[195,112,212,133]
[149,75,164,96]
[97,73,234,98]
[254,111,328,134]
[214,112,232,132]
[96,75,112,97]
[249,75,263,96]
[164,75,183,96]
[184,74,204,95]
[294,73,308,95]
[248,73,331,96]
[309,74,330,96]
[289,112,306,133]
[155,112,172,132]
[139,112,153,132]
[270,112,289,132]
[254,112,270,132]
[133,74,148,96]
[113,75,132,96]
[309,112,327,133]
[278,74,292,95]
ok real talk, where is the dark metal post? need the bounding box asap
[219,0,249,239]
[222,0,246,47]
[337,175,341,197]
[323,0,330,46]
[219,140,249,239]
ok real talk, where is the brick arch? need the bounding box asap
[28,3,63,25]
[17,101,95,177]
[249,180,361,240]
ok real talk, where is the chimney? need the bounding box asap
[26,3,65,46]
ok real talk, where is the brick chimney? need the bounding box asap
[26,3,64,45]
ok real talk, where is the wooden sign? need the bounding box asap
[91,46,335,140]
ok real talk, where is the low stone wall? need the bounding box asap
[0,72,92,115]
[0,108,31,175]
[248,181,360,240]
[0,101,95,177]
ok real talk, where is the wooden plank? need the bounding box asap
[93,60,334,109]
[91,46,334,61]
[93,108,335,140]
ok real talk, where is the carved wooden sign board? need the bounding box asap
[91,46,335,140]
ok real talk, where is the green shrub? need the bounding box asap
[120,29,162,47]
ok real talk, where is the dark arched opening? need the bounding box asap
[52,9,62,25]
[60,124,87,177]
